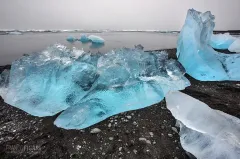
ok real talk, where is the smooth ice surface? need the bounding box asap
[88,35,105,44]
[177,9,240,81]
[79,35,90,43]
[210,33,236,50]
[228,39,240,53]
[0,44,190,129]
[166,91,240,159]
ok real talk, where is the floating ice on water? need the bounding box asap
[79,35,90,43]
[166,91,240,159]
[228,39,240,53]
[88,35,105,44]
[0,44,190,129]
[8,31,22,35]
[66,36,77,42]
[177,9,240,81]
[90,43,104,49]
[210,33,236,50]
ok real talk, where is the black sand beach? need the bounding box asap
[0,49,239,159]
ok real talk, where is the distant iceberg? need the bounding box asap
[0,44,189,129]
[78,35,90,43]
[8,31,22,35]
[166,91,240,159]
[88,35,105,44]
[177,9,240,81]
[66,36,77,42]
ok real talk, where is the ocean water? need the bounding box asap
[0,31,178,65]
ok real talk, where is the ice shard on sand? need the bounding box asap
[177,9,240,81]
[166,91,240,159]
[0,44,189,129]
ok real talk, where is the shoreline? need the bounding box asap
[0,49,240,159]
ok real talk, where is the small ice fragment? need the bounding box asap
[88,35,105,44]
[171,127,178,133]
[166,91,240,159]
[66,36,76,42]
[149,132,154,137]
[126,115,132,119]
[228,39,240,53]
[139,138,151,144]
[210,33,236,49]
[90,128,101,134]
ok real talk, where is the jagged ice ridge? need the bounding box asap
[177,9,240,81]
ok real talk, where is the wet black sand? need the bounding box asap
[0,49,239,159]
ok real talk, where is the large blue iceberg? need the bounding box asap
[177,9,240,81]
[0,44,189,129]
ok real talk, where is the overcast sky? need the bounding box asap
[0,0,240,30]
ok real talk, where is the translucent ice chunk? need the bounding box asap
[228,39,240,53]
[88,35,105,44]
[55,48,190,129]
[166,91,240,159]
[3,44,98,117]
[210,33,236,49]
[54,82,164,129]
[177,9,240,81]
[1,45,190,128]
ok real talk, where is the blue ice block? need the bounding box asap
[177,9,240,81]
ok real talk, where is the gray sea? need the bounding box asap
[0,31,178,65]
